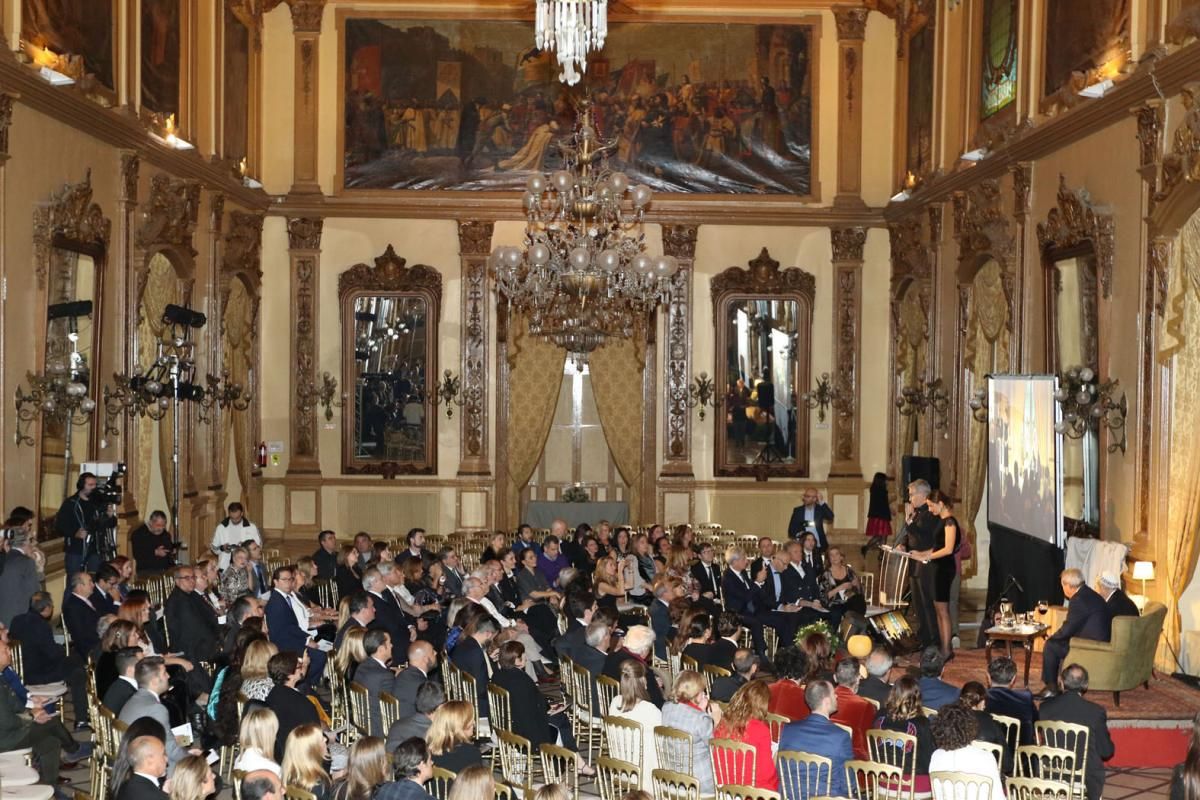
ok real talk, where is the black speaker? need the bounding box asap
[901,455,940,493]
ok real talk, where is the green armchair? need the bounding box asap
[1065,601,1166,706]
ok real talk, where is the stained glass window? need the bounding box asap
[980,0,1017,119]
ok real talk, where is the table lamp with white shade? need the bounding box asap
[1132,561,1155,609]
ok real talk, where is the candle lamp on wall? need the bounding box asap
[432,370,466,419]
[687,372,718,420]
[801,371,847,423]
[297,371,343,422]
[895,376,951,432]
[197,371,253,424]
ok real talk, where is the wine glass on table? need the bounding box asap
[1036,600,1049,625]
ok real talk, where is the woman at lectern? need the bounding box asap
[909,490,961,661]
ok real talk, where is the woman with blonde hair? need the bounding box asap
[240,639,279,701]
[282,723,334,800]
[219,546,254,604]
[331,736,389,800]
[166,754,216,800]
[425,701,482,773]
[447,764,494,800]
[713,680,777,790]
[233,707,281,776]
[334,627,367,681]
[660,670,721,796]
[533,786,568,800]
[606,658,660,786]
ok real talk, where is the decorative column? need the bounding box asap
[456,220,493,476]
[830,227,866,477]
[206,194,225,490]
[833,7,869,209]
[287,217,324,474]
[661,224,698,477]
[116,152,140,517]
[0,95,10,507]
[288,0,325,195]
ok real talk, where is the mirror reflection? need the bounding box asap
[1050,253,1100,527]
[40,248,98,523]
[723,298,798,465]
[350,295,428,463]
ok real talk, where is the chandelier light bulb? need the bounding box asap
[609,171,630,193]
[551,170,573,193]
[1079,367,1095,382]
[529,243,552,266]
[42,398,56,412]
[653,256,674,278]
[523,192,539,211]
[1075,391,1091,405]
[568,247,592,270]
[503,247,524,269]
[81,398,96,412]
[527,174,546,194]
[633,254,654,274]
[596,249,620,272]
[630,184,652,208]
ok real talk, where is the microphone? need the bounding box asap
[1009,575,1024,593]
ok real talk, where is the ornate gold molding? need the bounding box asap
[831,226,866,475]
[288,0,326,33]
[831,227,867,262]
[457,220,493,474]
[286,216,323,250]
[120,152,140,204]
[1036,175,1116,297]
[954,179,1016,329]
[1134,103,1164,177]
[338,245,441,302]
[833,6,870,40]
[33,169,112,289]
[662,223,698,475]
[136,173,201,255]
[288,217,322,467]
[0,93,13,159]
[1159,84,1200,201]
[710,248,817,302]
[1012,162,1032,220]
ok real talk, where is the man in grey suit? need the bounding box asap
[386,680,444,754]
[393,640,438,718]
[438,548,465,598]
[102,647,143,714]
[119,656,196,770]
[355,629,398,737]
[0,524,41,626]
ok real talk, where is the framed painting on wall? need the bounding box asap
[338,14,817,198]
[223,4,251,166]
[141,0,181,119]
[20,0,116,91]
[1042,0,1129,100]
[980,0,1017,120]
[905,23,934,179]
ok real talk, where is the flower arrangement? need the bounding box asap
[793,619,842,655]
[562,485,590,503]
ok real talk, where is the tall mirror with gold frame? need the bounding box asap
[339,246,441,476]
[1045,246,1100,530]
[711,249,814,478]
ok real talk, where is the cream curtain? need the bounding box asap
[223,281,254,497]
[136,255,178,514]
[1157,212,1200,671]
[588,335,647,524]
[506,315,566,528]
[963,261,1011,558]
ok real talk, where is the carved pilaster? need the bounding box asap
[833,7,869,209]
[1012,162,1032,221]
[1134,103,1164,182]
[830,227,866,477]
[661,224,698,477]
[120,152,140,203]
[33,170,111,290]
[136,174,201,255]
[457,220,493,476]
[0,93,13,161]
[288,0,325,194]
[287,217,323,474]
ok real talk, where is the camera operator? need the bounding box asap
[131,510,175,575]
[55,472,113,578]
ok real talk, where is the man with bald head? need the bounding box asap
[393,640,437,717]
[117,736,168,800]
[241,770,283,800]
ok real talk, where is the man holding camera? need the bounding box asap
[55,472,112,578]
[131,510,176,575]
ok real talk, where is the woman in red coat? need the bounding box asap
[713,680,778,791]
[767,646,811,721]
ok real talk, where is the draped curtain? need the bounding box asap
[963,260,1011,556]
[588,335,647,524]
[223,280,254,498]
[137,254,179,514]
[1157,212,1200,671]
[506,315,566,527]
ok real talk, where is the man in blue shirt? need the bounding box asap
[778,680,854,797]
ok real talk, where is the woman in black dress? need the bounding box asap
[913,489,960,660]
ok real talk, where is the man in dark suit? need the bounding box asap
[857,646,894,706]
[376,738,437,800]
[116,736,169,800]
[708,613,742,671]
[363,567,409,649]
[102,647,143,715]
[62,571,102,657]
[1038,569,1112,698]
[93,564,123,616]
[9,591,91,730]
[575,620,609,678]
[393,641,438,717]
[311,530,339,581]
[438,547,466,598]
[264,566,327,687]
[450,617,498,719]
[987,654,1038,765]
[603,625,664,707]
[164,566,222,664]
[1098,573,1140,619]
[0,639,69,785]
[778,681,854,797]
[749,537,776,581]
[721,548,773,656]
[336,592,376,649]
[787,488,835,548]
[648,583,675,661]
[265,651,322,761]
[356,629,398,737]
[552,593,594,662]
[690,543,723,606]
[1040,664,1115,800]
[399,528,436,569]
[917,647,960,710]
[711,649,758,703]
[780,544,828,627]
[386,680,443,754]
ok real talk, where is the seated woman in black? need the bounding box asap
[871,676,936,796]
[426,700,483,774]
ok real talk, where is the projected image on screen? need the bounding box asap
[987,376,1060,546]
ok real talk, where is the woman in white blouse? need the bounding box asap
[606,658,661,788]
[234,707,282,776]
[927,702,1005,797]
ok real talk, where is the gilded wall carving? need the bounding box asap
[1036,175,1116,297]
[136,174,201,254]
[338,245,441,302]
[954,179,1016,330]
[889,215,933,477]
[831,227,866,472]
[0,93,13,158]
[1160,84,1200,201]
[120,153,140,203]
[711,247,817,301]
[457,220,493,471]
[287,217,323,250]
[1135,103,1165,175]
[663,224,698,470]
[287,217,322,462]
[33,170,112,289]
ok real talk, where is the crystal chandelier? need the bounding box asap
[489,103,679,362]
[536,0,609,86]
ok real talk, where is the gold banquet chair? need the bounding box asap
[596,756,642,800]
[1034,720,1089,797]
[495,729,537,798]
[597,674,621,716]
[866,728,919,800]
[652,769,701,800]
[930,771,996,800]
[1015,746,1077,797]
[604,715,645,769]
[654,726,694,775]
[776,750,832,800]
[971,740,1004,770]
[428,767,456,800]
[347,682,371,741]
[710,738,757,789]
[1005,777,1073,800]
[487,682,513,734]
[843,759,908,800]
[764,713,789,743]
[716,788,780,800]
[540,742,579,800]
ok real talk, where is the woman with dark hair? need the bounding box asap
[767,646,811,720]
[492,641,592,773]
[928,703,1003,788]
[612,527,632,560]
[800,631,834,683]
[910,489,961,660]
[679,614,713,665]
[331,737,390,800]
[1172,711,1200,800]
[956,681,1005,752]
[713,680,777,790]
[336,544,362,601]
[872,676,936,794]
[863,472,893,556]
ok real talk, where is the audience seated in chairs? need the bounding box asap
[985,656,1038,746]
[392,641,438,718]
[281,723,333,800]
[713,679,778,791]
[115,735,169,800]
[376,738,436,800]
[387,680,443,754]
[778,679,854,799]
[331,737,391,800]
[871,675,936,795]
[830,657,877,760]
[767,646,810,721]
[119,656,195,770]
[354,629,398,737]
[707,613,742,672]
[265,651,321,761]
[858,645,894,706]
[660,670,721,796]
[711,649,759,704]
[956,681,1005,756]
[917,646,961,711]
[606,658,660,785]
[603,625,664,708]
[426,700,484,774]
[927,702,1004,789]
[103,646,144,715]
[449,615,499,720]
[233,707,282,777]
[1038,664,1115,800]
[9,590,91,730]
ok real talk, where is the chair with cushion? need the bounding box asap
[1064,601,1166,706]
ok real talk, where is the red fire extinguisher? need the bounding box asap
[257,441,267,468]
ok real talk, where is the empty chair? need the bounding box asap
[495,729,536,797]
[1034,721,1089,797]
[1014,746,1077,798]
[776,750,832,800]
[596,756,642,800]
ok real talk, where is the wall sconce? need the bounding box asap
[297,371,343,422]
[687,372,718,420]
[1054,366,1127,454]
[895,377,951,431]
[102,371,171,439]
[14,366,97,446]
[432,370,466,419]
[968,387,989,423]
[197,371,253,424]
[801,372,847,423]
